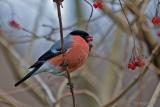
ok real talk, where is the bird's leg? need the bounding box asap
[66,71,73,89]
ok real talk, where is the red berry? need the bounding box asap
[93,3,98,8]
[9,19,21,29]
[97,1,104,8]
[93,1,104,9]
[157,32,160,37]
[134,57,145,67]
[137,60,145,67]
[151,16,160,24]
[133,58,140,66]
[128,63,136,70]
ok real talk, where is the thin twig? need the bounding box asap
[104,45,160,107]
[125,1,160,69]
[118,0,138,59]
[90,54,124,70]
[0,35,56,105]
[84,0,93,30]
[55,79,67,107]
[0,89,29,107]
[55,0,64,53]
[147,80,160,107]
[22,28,55,41]
[54,89,102,106]
[54,0,76,107]
[0,0,15,18]
[118,0,133,35]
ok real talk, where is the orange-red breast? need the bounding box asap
[15,30,93,86]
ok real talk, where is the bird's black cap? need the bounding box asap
[70,30,89,37]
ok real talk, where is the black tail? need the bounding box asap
[15,67,40,87]
[15,61,44,87]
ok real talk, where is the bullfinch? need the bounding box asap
[15,30,93,86]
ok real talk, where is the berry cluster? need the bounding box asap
[128,56,145,70]
[9,19,21,29]
[93,1,104,9]
[152,16,160,37]
[151,1,160,37]
[151,16,160,25]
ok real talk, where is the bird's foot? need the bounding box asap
[67,82,73,89]
[60,60,68,67]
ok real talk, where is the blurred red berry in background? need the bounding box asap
[128,63,136,70]
[128,56,145,70]
[93,1,104,9]
[9,19,21,29]
[151,16,160,24]
[134,57,145,67]
[157,32,160,37]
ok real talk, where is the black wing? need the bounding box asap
[29,50,61,69]
[29,34,72,69]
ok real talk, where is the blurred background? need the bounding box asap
[0,0,160,107]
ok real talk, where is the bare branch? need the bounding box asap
[0,35,56,105]
[147,80,160,107]
[0,89,29,107]
[54,89,102,106]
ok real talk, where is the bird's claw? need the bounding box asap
[60,60,68,67]
[67,82,73,89]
